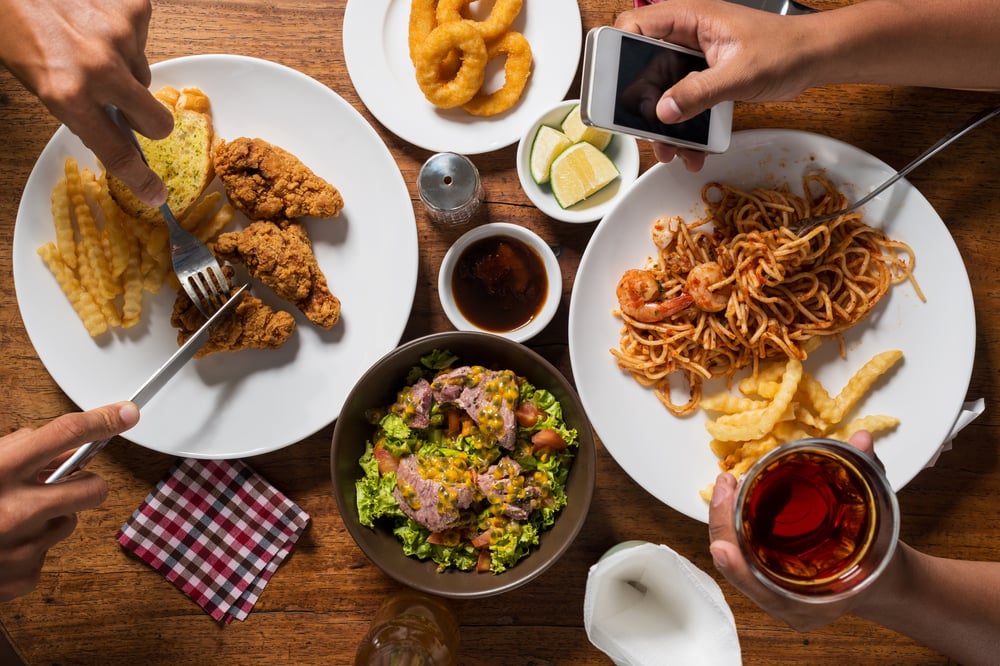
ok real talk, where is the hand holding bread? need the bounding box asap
[0,0,174,205]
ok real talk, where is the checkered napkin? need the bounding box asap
[116,458,310,624]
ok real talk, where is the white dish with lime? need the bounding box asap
[516,100,640,224]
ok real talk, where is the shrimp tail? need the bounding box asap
[656,293,694,318]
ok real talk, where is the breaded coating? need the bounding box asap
[171,290,296,358]
[214,220,341,329]
[170,267,297,357]
[214,137,344,221]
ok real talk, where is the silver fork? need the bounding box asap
[106,105,231,316]
[795,103,1000,236]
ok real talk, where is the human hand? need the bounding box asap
[0,0,173,205]
[615,0,820,170]
[0,402,139,601]
[707,430,879,630]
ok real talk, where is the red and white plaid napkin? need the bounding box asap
[117,458,310,624]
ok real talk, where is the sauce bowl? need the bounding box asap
[438,222,562,342]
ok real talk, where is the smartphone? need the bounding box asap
[580,26,733,153]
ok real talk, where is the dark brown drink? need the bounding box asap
[735,439,898,601]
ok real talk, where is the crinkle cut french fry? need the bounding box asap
[37,242,108,337]
[700,392,766,415]
[709,437,741,459]
[179,191,221,231]
[830,415,900,442]
[141,222,171,292]
[81,168,125,300]
[66,160,113,303]
[823,350,903,424]
[50,175,77,270]
[723,435,780,477]
[120,232,145,328]
[92,171,131,282]
[699,350,904,500]
[194,202,235,243]
[706,358,803,441]
[737,361,786,395]
[796,372,836,422]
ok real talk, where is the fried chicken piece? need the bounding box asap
[171,273,297,357]
[214,220,341,329]
[214,137,344,221]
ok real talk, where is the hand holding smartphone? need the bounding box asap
[580,27,733,153]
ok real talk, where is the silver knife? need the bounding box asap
[45,283,249,483]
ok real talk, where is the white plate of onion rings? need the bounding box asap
[568,129,976,523]
[12,54,418,459]
[342,0,583,154]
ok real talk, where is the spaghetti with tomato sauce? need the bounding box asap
[612,174,921,416]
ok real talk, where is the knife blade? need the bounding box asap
[45,283,249,484]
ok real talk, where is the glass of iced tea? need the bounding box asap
[734,438,899,603]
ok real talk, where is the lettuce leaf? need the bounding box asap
[356,442,404,527]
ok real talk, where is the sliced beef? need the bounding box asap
[394,378,433,429]
[393,454,476,533]
[430,366,519,449]
[477,457,541,522]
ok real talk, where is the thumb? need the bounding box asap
[656,67,736,124]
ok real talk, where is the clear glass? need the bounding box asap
[355,590,460,666]
[734,438,899,603]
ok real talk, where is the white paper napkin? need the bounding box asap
[926,398,985,468]
[584,541,741,666]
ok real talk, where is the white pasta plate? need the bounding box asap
[13,54,418,459]
[568,129,975,523]
[342,0,582,154]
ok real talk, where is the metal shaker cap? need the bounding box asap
[418,152,483,225]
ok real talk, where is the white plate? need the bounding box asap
[568,129,976,523]
[13,54,418,459]
[343,0,582,154]
[516,99,641,224]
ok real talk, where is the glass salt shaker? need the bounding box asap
[417,152,484,225]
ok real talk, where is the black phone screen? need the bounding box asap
[613,35,712,144]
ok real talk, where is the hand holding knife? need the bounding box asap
[45,284,249,484]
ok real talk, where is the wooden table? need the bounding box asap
[2,1,999,663]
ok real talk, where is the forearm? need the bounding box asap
[805,0,1000,90]
[854,542,1000,664]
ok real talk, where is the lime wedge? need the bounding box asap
[560,104,613,151]
[549,142,620,209]
[529,125,573,184]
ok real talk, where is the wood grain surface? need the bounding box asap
[1,1,998,664]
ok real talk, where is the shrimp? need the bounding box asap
[684,261,731,312]
[651,216,680,249]
[616,269,693,323]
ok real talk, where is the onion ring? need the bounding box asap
[409,0,461,78]
[413,20,488,109]
[408,0,438,63]
[436,0,524,40]
[461,31,532,117]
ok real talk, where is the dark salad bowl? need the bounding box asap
[330,331,597,599]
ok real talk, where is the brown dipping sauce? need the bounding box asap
[451,234,548,332]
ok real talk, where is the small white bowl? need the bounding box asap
[516,99,641,224]
[438,223,562,342]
